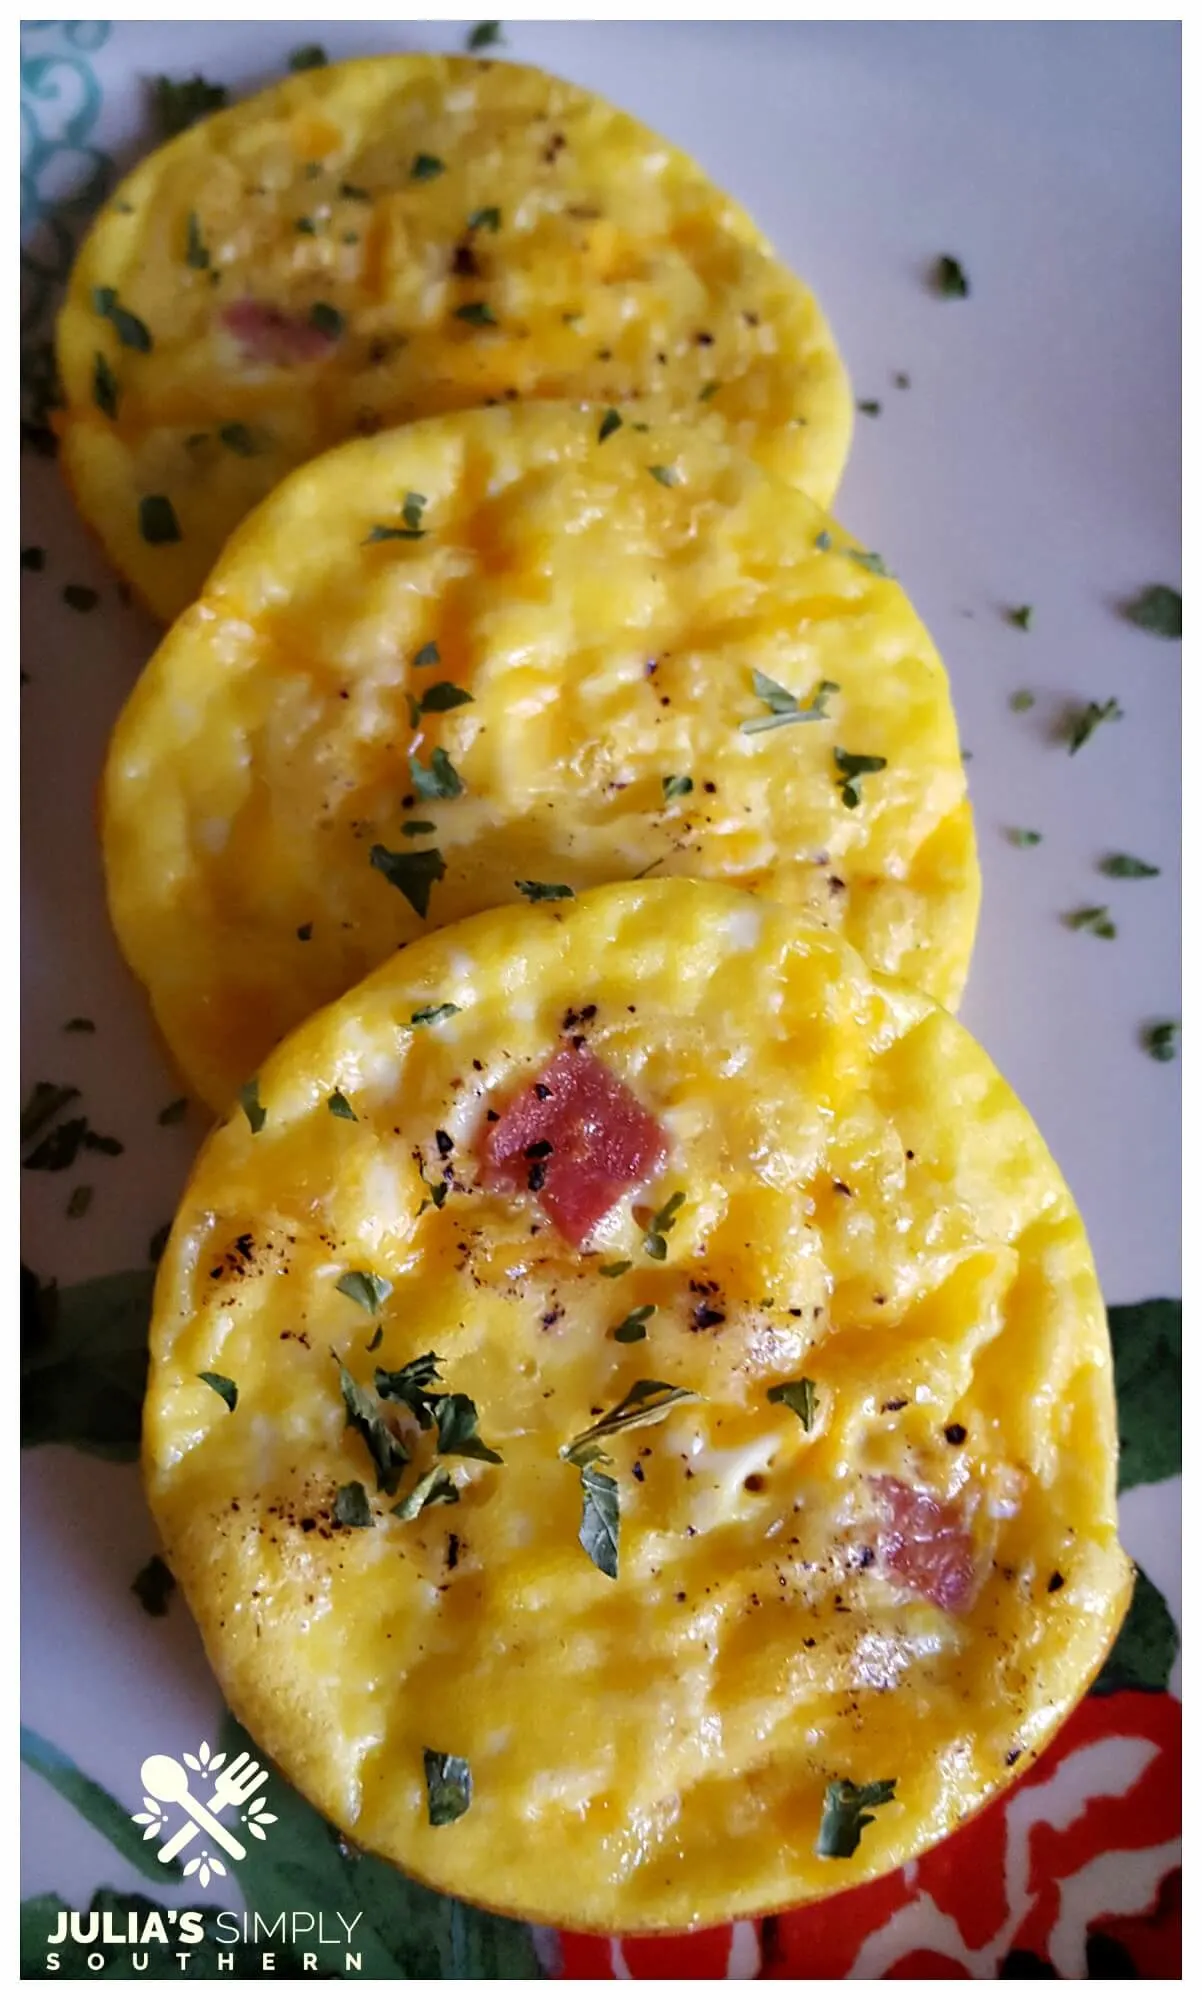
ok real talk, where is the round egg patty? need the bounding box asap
[56,52,852,621]
[145,879,1129,1935]
[101,404,979,1110]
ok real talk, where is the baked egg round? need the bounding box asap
[144,878,1129,1935]
[56,52,852,621]
[101,403,979,1110]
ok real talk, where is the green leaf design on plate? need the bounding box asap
[21,1264,153,1459]
[1092,1564,1178,1696]
[21,1725,183,1883]
[1109,1298,1181,1492]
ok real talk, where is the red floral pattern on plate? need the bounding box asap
[556,1692,1180,1978]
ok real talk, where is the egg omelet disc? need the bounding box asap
[56,52,852,621]
[101,404,979,1110]
[145,879,1129,1935]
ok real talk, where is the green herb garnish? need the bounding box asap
[1007,828,1042,848]
[367,1325,384,1352]
[932,254,969,299]
[409,749,464,801]
[375,1353,444,1427]
[185,210,209,270]
[366,492,427,542]
[340,182,370,202]
[612,1305,656,1344]
[333,1480,373,1527]
[139,494,181,545]
[516,880,574,901]
[1063,905,1117,939]
[1007,605,1033,631]
[93,286,152,351]
[598,1260,632,1278]
[814,530,833,551]
[66,1184,93,1219]
[337,1270,393,1315]
[662,774,693,800]
[131,1554,175,1617]
[158,1098,188,1125]
[418,681,473,714]
[1142,1020,1179,1063]
[834,747,887,808]
[468,206,501,232]
[857,398,881,417]
[63,1018,95,1034]
[20,546,45,571]
[218,422,259,456]
[411,153,446,181]
[598,408,622,443]
[308,301,344,340]
[424,1749,472,1825]
[413,641,440,666]
[92,351,119,418]
[338,1364,408,1494]
[328,1091,357,1120]
[1124,585,1180,639]
[410,1002,460,1027]
[768,1377,818,1431]
[643,1189,686,1261]
[435,1391,503,1463]
[467,21,504,49]
[648,464,678,487]
[1067,697,1122,754]
[392,1466,459,1521]
[289,43,327,71]
[846,548,890,577]
[1100,853,1159,879]
[370,843,446,917]
[152,74,228,140]
[62,584,99,613]
[575,1450,620,1578]
[698,380,719,401]
[454,301,498,327]
[1009,689,1035,712]
[237,1078,266,1133]
[198,1371,238,1411]
[742,670,839,736]
[562,1379,699,1460]
[816,1777,898,1858]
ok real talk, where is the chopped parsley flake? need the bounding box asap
[648,464,678,486]
[328,1090,357,1120]
[139,494,181,545]
[468,205,502,232]
[417,681,473,714]
[333,1480,373,1527]
[1007,605,1033,630]
[454,301,498,327]
[1007,827,1042,848]
[575,1452,620,1578]
[294,217,317,236]
[218,422,259,456]
[237,1078,266,1133]
[131,1554,175,1616]
[817,1777,898,1859]
[158,1097,188,1125]
[612,1304,656,1344]
[699,380,719,401]
[435,1391,503,1463]
[411,153,446,181]
[1063,905,1117,939]
[392,1466,459,1521]
[643,1189,686,1261]
[834,747,887,808]
[63,1017,95,1034]
[92,351,119,418]
[62,584,99,613]
[308,301,344,340]
[21,546,45,571]
[516,880,574,901]
[413,641,440,667]
[563,1379,699,1460]
[337,1270,393,1315]
[409,748,464,801]
[1100,853,1159,879]
[185,210,209,269]
[370,842,446,916]
[1067,697,1122,753]
[846,547,890,577]
[288,43,327,71]
[1124,584,1180,639]
[93,286,152,351]
[932,254,969,299]
[198,1371,238,1411]
[598,407,623,443]
[424,1749,472,1825]
[1143,1020,1179,1063]
[662,774,693,799]
[22,1083,80,1147]
[375,1353,444,1427]
[66,1183,93,1219]
[367,1325,384,1352]
[401,818,437,836]
[857,398,881,417]
[742,670,839,736]
[339,1365,407,1495]
[598,1260,633,1278]
[410,1002,460,1027]
[467,21,504,49]
[152,74,228,141]
[1009,689,1035,712]
[814,530,833,551]
[340,182,371,202]
[768,1377,818,1431]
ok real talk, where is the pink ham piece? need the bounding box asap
[874,1474,978,1613]
[221,299,337,367]
[478,1044,669,1249]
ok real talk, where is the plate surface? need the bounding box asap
[20,19,1180,1981]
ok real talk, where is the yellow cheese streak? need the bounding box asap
[145,880,1129,1935]
[102,404,979,1111]
[56,52,852,621]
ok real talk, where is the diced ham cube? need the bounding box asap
[478,1043,668,1249]
[222,299,337,367]
[874,1474,978,1613]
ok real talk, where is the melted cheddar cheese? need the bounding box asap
[144,880,1128,1934]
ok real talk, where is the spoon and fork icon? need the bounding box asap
[141,1751,269,1864]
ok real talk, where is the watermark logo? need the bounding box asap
[131,1739,277,1887]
